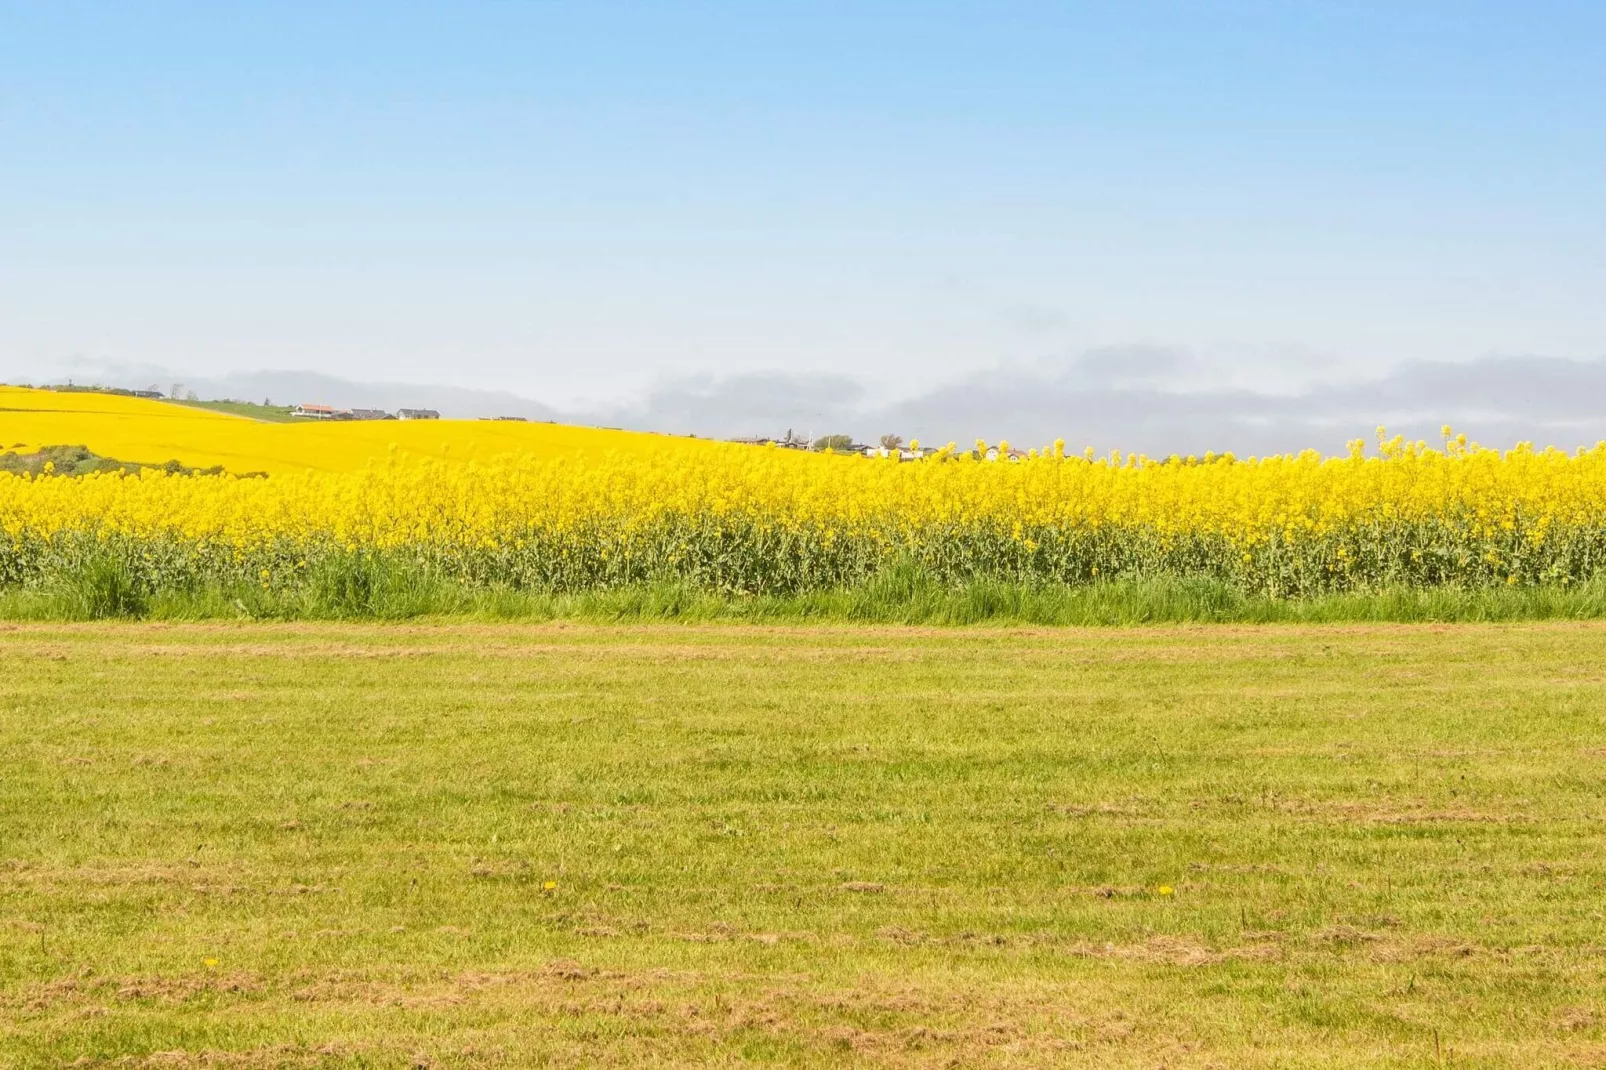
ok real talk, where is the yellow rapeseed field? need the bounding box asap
[0,385,674,473]
[4,385,1606,599]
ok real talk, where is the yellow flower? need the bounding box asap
[1157,885,1174,897]
[4,383,1606,600]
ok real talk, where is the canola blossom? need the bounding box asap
[0,385,667,474]
[5,394,1606,597]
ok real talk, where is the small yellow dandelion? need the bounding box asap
[1157,885,1174,897]
[203,957,219,967]
[543,880,557,891]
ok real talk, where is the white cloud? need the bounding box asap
[22,351,1606,456]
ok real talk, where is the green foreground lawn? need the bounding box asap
[2,622,1604,1068]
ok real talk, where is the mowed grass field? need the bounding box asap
[2,623,1604,1068]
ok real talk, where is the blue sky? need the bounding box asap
[3,1,1603,419]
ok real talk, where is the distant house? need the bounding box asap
[481,415,528,422]
[348,408,394,421]
[396,408,441,421]
[731,430,812,449]
[131,389,164,399]
[292,404,340,419]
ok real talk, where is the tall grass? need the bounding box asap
[7,549,1606,623]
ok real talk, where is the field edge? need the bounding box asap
[8,573,1606,625]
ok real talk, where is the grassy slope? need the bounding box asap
[164,399,298,423]
[1,622,1604,1067]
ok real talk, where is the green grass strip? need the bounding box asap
[8,571,1606,624]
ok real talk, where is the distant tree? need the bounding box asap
[813,434,855,452]
[879,434,903,451]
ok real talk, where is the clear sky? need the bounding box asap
[3,1,1603,414]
